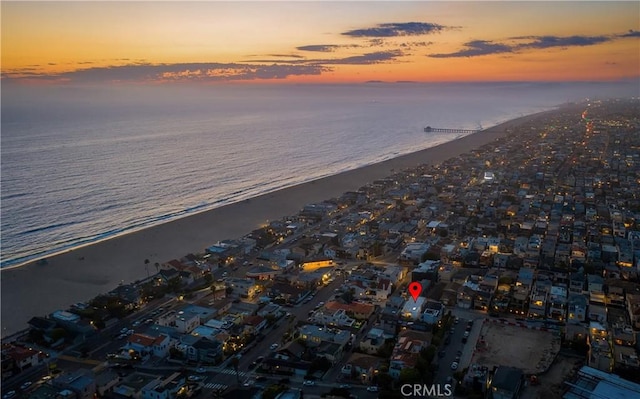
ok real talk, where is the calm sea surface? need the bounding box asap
[0,82,633,267]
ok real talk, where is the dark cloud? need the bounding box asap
[3,62,328,83]
[267,54,305,58]
[296,45,341,52]
[400,41,432,49]
[321,50,404,65]
[517,35,611,49]
[242,50,405,66]
[342,22,446,37]
[619,30,640,38]
[429,40,513,58]
[430,33,617,58]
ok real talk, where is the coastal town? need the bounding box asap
[2,98,640,399]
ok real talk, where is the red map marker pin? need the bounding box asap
[408,282,422,302]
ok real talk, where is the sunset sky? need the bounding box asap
[2,1,639,85]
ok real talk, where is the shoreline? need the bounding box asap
[0,132,476,271]
[0,106,565,336]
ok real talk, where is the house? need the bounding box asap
[310,308,355,327]
[126,333,171,358]
[547,286,568,321]
[587,274,604,294]
[242,315,267,335]
[401,296,427,320]
[141,372,186,399]
[389,330,432,379]
[270,282,308,305]
[257,303,284,319]
[297,324,351,348]
[457,286,475,309]
[359,328,393,355]
[568,294,588,324]
[168,310,200,334]
[343,353,382,383]
[53,369,97,399]
[94,369,120,397]
[175,336,223,364]
[627,294,640,330]
[246,265,281,280]
[226,278,260,299]
[589,304,607,324]
[588,322,613,372]
[400,242,431,263]
[3,345,41,372]
[488,366,523,399]
[324,301,375,320]
[422,300,445,324]
[569,272,585,294]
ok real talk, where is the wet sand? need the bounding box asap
[0,107,561,336]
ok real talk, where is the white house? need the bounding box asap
[401,296,426,320]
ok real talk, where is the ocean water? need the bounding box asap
[0,82,634,268]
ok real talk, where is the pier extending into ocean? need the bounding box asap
[424,126,480,134]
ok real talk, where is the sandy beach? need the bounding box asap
[0,107,562,336]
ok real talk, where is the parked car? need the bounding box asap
[3,391,16,399]
[270,343,279,350]
[450,362,459,370]
[303,380,315,386]
[339,384,351,389]
[20,382,33,390]
[367,386,379,392]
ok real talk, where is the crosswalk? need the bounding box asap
[202,369,250,392]
[215,368,248,378]
[203,383,228,391]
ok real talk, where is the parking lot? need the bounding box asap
[470,321,561,375]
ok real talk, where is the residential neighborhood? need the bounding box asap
[3,99,640,399]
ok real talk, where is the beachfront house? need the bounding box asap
[126,333,171,358]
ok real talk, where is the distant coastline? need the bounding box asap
[0,105,566,336]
